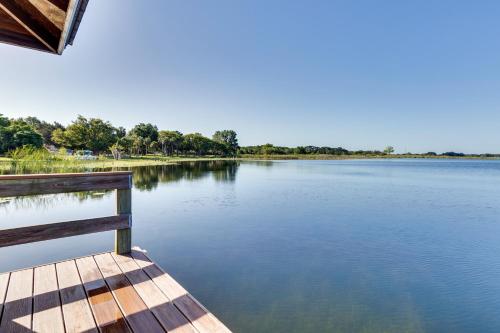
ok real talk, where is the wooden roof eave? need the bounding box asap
[0,0,88,55]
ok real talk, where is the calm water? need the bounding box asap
[1,159,500,332]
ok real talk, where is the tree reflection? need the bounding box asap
[0,191,113,211]
[131,160,240,191]
[0,161,241,208]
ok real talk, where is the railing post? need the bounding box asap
[115,187,132,254]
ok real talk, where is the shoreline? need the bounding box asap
[238,154,500,160]
[1,154,498,173]
[0,156,234,173]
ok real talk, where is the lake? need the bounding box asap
[1,159,500,332]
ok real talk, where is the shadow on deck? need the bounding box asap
[0,172,231,332]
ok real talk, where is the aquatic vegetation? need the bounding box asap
[0,146,234,175]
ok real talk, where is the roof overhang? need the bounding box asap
[0,0,89,55]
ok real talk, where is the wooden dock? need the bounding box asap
[0,172,231,332]
[0,249,230,333]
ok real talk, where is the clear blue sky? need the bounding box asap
[1,0,500,153]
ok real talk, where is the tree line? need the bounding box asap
[1,114,496,158]
[0,114,239,157]
[239,144,351,155]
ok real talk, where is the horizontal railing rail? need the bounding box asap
[0,215,130,248]
[0,171,132,197]
[0,171,133,254]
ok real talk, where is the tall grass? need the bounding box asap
[0,147,216,175]
[2,146,99,174]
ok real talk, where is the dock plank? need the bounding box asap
[0,268,33,332]
[131,251,231,333]
[1,251,231,333]
[33,264,65,333]
[0,273,10,323]
[131,251,188,300]
[76,256,131,333]
[94,253,165,333]
[56,260,98,333]
[112,252,197,333]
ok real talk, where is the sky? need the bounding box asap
[1,0,500,153]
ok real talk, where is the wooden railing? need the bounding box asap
[0,172,133,254]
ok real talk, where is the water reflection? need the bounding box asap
[0,191,113,211]
[1,161,241,208]
[130,161,240,191]
[2,159,500,332]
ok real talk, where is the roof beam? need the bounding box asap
[46,0,69,11]
[0,7,48,51]
[28,0,66,30]
[57,0,77,53]
[0,0,62,52]
[0,28,48,51]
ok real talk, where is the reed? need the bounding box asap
[0,147,229,174]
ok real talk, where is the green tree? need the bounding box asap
[130,134,144,155]
[0,117,43,153]
[59,115,89,149]
[260,144,281,155]
[0,114,9,127]
[149,141,159,154]
[213,130,238,156]
[294,146,306,154]
[21,116,64,146]
[0,114,10,153]
[128,123,159,155]
[51,115,117,153]
[87,118,117,153]
[117,136,133,154]
[182,133,213,156]
[143,137,152,154]
[158,130,183,155]
[130,123,158,142]
[384,146,395,154]
[11,125,44,148]
[116,126,127,139]
[51,128,67,147]
[111,136,132,159]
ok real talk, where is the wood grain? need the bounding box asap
[28,0,66,30]
[56,260,98,333]
[131,251,188,300]
[46,0,69,11]
[0,214,130,248]
[0,6,48,50]
[131,251,231,333]
[55,0,75,53]
[33,264,65,333]
[0,172,132,197]
[0,273,10,323]
[1,251,231,332]
[0,269,33,332]
[94,253,165,333]
[115,188,132,254]
[76,256,131,333]
[0,0,60,51]
[0,171,132,181]
[112,253,197,333]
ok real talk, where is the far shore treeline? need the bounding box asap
[0,114,498,159]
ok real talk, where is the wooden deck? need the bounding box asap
[0,249,231,333]
[0,172,231,332]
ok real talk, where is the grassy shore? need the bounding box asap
[0,155,234,174]
[1,153,498,174]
